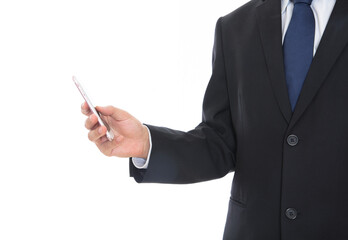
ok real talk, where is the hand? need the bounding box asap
[81,102,150,159]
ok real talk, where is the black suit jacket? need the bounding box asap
[130,0,348,239]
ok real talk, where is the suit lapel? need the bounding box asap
[289,0,348,129]
[256,0,292,124]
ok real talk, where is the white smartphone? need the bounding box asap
[73,76,114,141]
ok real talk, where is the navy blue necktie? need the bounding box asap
[283,0,315,111]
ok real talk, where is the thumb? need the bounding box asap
[96,106,130,121]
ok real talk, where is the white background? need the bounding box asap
[0,0,248,239]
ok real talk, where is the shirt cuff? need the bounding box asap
[131,125,152,169]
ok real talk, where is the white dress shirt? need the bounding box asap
[132,0,336,169]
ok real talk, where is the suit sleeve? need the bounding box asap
[130,17,236,184]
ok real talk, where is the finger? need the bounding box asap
[96,137,120,157]
[98,136,109,144]
[85,114,99,130]
[95,106,130,121]
[88,125,107,142]
[81,102,92,116]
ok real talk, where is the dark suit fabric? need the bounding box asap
[130,0,348,239]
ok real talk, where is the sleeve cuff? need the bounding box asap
[131,125,152,169]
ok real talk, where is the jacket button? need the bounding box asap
[285,208,298,220]
[287,134,298,146]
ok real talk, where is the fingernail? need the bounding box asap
[98,127,103,134]
[81,103,85,108]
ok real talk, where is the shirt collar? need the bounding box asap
[281,0,291,14]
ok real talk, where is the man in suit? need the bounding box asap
[82,0,348,238]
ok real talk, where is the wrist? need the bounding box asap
[140,125,150,159]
